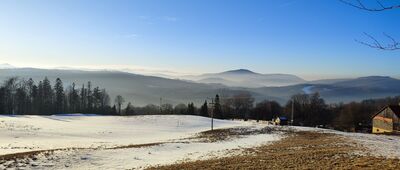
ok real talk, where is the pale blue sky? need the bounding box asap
[0,0,399,80]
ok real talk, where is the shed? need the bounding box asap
[372,105,400,134]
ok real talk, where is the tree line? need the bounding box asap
[0,77,116,115]
[1,77,397,132]
[130,93,399,132]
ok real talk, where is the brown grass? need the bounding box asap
[108,142,165,150]
[188,126,289,143]
[147,131,400,170]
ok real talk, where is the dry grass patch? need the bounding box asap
[148,131,400,170]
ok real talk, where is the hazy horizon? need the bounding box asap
[2,62,400,81]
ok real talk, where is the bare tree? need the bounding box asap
[340,0,400,50]
[232,93,254,120]
[114,95,125,115]
[340,0,400,11]
[356,32,400,50]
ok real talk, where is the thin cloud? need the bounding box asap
[279,0,297,7]
[124,34,138,38]
[161,16,178,22]
[137,15,178,23]
[137,16,150,20]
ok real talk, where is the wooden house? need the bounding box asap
[372,105,400,134]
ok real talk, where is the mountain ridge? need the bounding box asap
[1,67,399,106]
[181,69,306,88]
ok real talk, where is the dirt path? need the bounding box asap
[148,131,400,170]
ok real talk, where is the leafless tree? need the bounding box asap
[114,95,125,115]
[232,93,254,120]
[356,32,399,50]
[340,0,400,11]
[340,0,400,50]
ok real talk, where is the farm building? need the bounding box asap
[372,105,400,134]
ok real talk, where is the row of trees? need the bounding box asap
[125,92,397,132]
[0,77,117,115]
[1,77,397,131]
[281,94,400,131]
[330,96,400,131]
[123,93,281,122]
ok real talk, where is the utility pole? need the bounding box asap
[291,98,294,126]
[211,98,215,131]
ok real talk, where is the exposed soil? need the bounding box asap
[0,148,85,161]
[148,131,400,170]
[185,126,292,143]
[191,126,279,142]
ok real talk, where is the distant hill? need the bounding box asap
[0,63,15,69]
[181,69,306,88]
[293,76,400,103]
[0,68,276,106]
[1,68,400,106]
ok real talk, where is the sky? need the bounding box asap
[0,0,399,80]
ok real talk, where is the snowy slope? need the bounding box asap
[0,115,284,169]
[0,115,246,155]
[8,131,281,169]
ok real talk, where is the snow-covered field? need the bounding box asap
[2,115,400,169]
[0,114,250,155]
[0,115,283,169]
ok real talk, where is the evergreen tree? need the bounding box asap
[99,89,110,110]
[54,78,64,113]
[200,101,208,117]
[26,78,35,114]
[3,77,18,114]
[30,84,38,114]
[111,105,117,115]
[15,84,28,114]
[0,87,5,114]
[213,94,223,119]
[87,81,93,112]
[68,83,80,113]
[37,81,44,114]
[42,77,53,114]
[187,102,195,115]
[125,102,134,115]
[0,77,112,115]
[92,87,101,110]
[80,84,87,112]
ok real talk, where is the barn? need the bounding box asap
[372,105,400,134]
